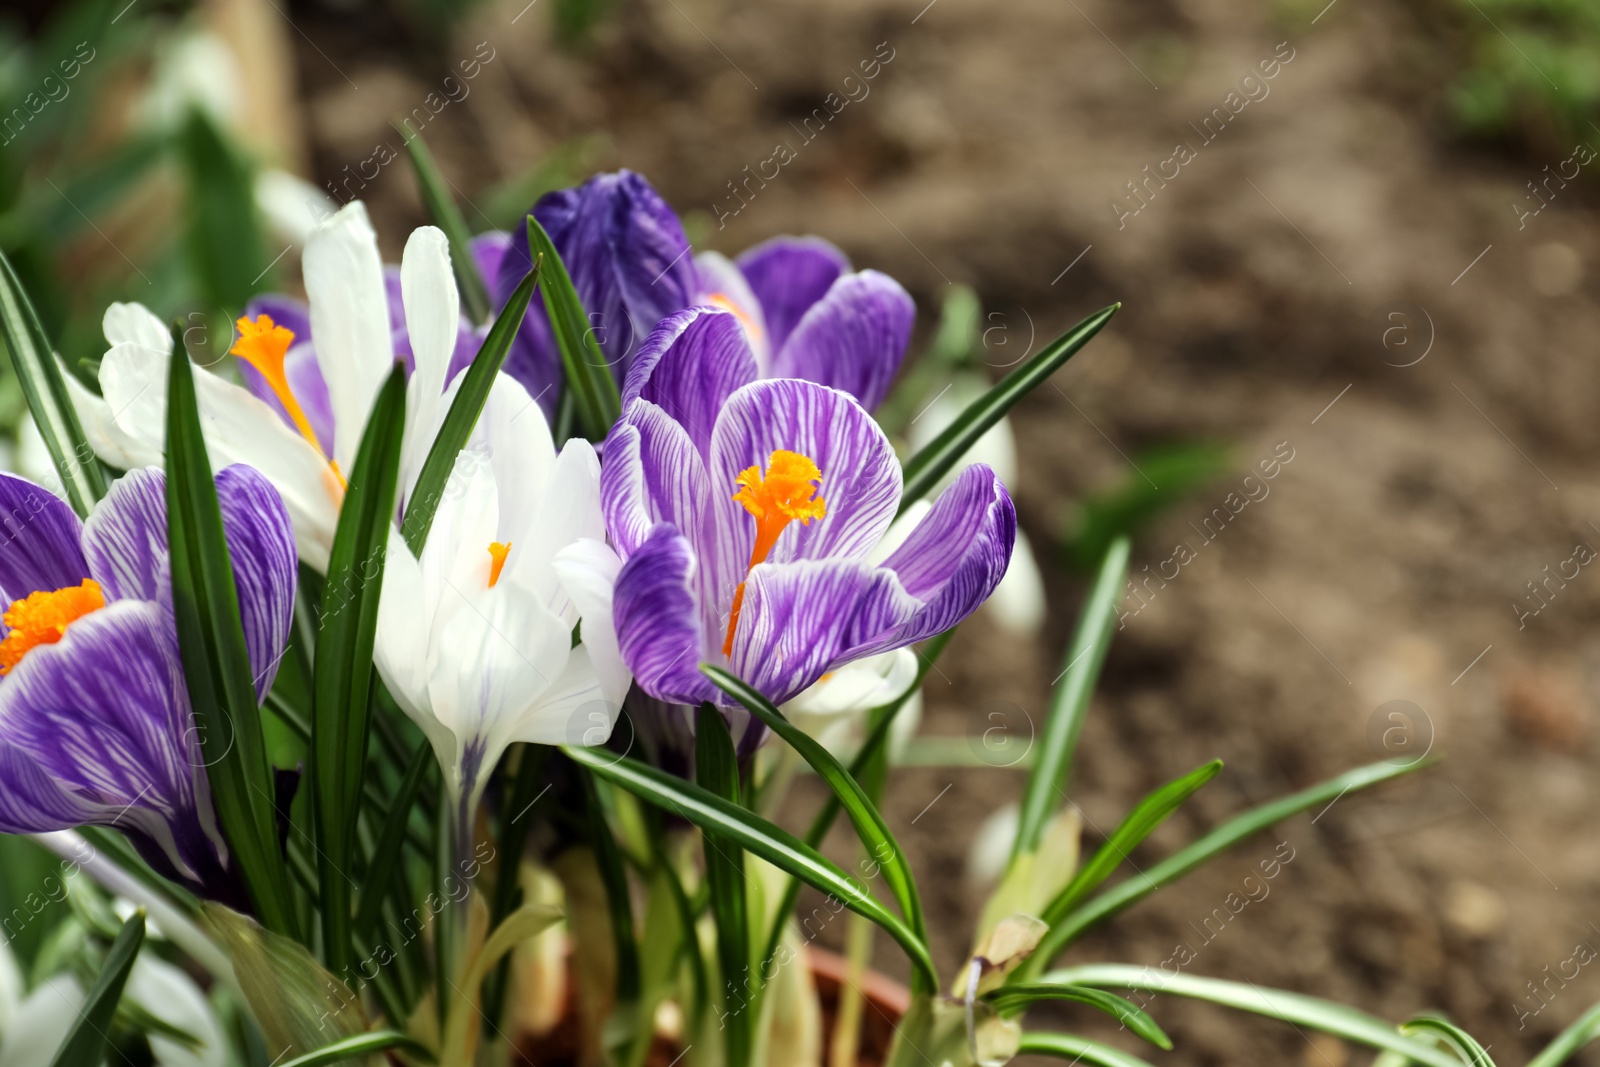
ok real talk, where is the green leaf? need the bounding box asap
[1021,758,1431,976]
[899,303,1118,509]
[1044,965,1462,1067]
[354,742,434,940]
[1041,759,1223,925]
[525,214,622,439]
[275,1031,436,1067]
[166,328,298,938]
[1528,1002,1600,1067]
[400,263,541,556]
[562,744,938,991]
[704,666,930,992]
[1400,1014,1496,1067]
[401,130,492,325]
[757,630,953,976]
[179,107,270,312]
[311,362,407,976]
[1016,1031,1158,1067]
[0,248,104,515]
[696,704,752,1067]
[48,912,145,1067]
[579,764,642,1005]
[1013,536,1130,861]
[988,984,1171,1050]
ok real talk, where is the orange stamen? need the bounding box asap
[0,579,106,675]
[705,292,765,345]
[230,315,345,489]
[488,542,512,587]
[723,450,826,656]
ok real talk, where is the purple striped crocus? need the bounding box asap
[494,170,916,414]
[0,465,295,907]
[602,313,1015,709]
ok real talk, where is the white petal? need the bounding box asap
[552,537,630,708]
[986,529,1046,637]
[482,373,557,539]
[905,376,1018,488]
[127,956,227,1067]
[868,499,931,566]
[375,528,436,731]
[63,368,163,471]
[506,438,603,606]
[102,301,169,350]
[508,642,621,748]
[255,169,337,247]
[402,226,459,400]
[305,201,392,472]
[0,938,20,1034]
[419,448,500,617]
[99,341,340,569]
[0,974,82,1067]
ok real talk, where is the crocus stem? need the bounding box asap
[828,875,875,1067]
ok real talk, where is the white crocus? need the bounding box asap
[76,202,458,572]
[374,376,630,816]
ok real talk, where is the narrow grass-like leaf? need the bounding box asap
[311,363,407,976]
[1528,1002,1600,1067]
[1013,536,1130,861]
[401,263,540,555]
[1041,759,1223,925]
[1401,1014,1496,1067]
[1016,1031,1158,1067]
[47,911,144,1067]
[0,248,104,515]
[166,329,298,937]
[275,1031,436,1067]
[525,215,622,439]
[579,765,642,1003]
[705,666,930,991]
[758,630,954,975]
[401,131,492,325]
[899,303,1118,509]
[1022,758,1431,976]
[1045,965,1461,1067]
[562,744,938,991]
[988,984,1171,1050]
[696,704,751,1067]
[484,744,550,1025]
[354,743,433,939]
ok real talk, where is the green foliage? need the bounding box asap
[47,912,144,1067]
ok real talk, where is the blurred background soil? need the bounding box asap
[19,0,1600,1060]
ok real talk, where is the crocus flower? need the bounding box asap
[373,376,629,813]
[0,465,295,906]
[603,340,1015,709]
[493,170,915,414]
[76,203,488,571]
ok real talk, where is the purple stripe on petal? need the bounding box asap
[613,525,719,706]
[82,468,168,605]
[771,270,915,412]
[601,404,712,562]
[0,743,100,833]
[0,473,87,604]
[709,379,901,568]
[729,558,918,706]
[736,236,850,355]
[622,308,758,459]
[215,465,298,701]
[867,465,1015,651]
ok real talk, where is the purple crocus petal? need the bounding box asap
[694,252,770,367]
[472,231,514,302]
[710,379,902,567]
[446,320,483,386]
[771,270,915,412]
[621,308,759,459]
[0,743,101,833]
[215,465,297,700]
[499,171,696,371]
[602,405,710,558]
[0,473,88,604]
[82,468,168,605]
[0,600,215,877]
[864,464,1016,652]
[736,235,850,355]
[382,266,408,333]
[729,558,918,706]
[613,525,719,706]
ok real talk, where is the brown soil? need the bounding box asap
[285,0,1600,1061]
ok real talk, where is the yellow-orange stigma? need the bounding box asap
[0,579,106,675]
[230,315,345,489]
[705,292,765,345]
[488,542,512,587]
[723,450,826,656]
